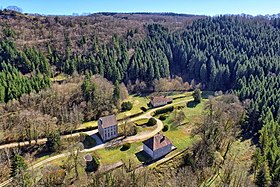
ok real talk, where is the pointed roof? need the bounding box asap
[84,154,93,162]
[99,114,117,128]
[143,133,172,151]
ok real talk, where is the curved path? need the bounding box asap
[0,98,191,187]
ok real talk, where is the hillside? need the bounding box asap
[0,10,279,186]
[0,10,202,52]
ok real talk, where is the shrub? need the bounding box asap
[120,143,131,151]
[162,125,169,132]
[141,106,148,112]
[159,115,167,121]
[121,101,133,111]
[154,106,174,116]
[193,88,202,103]
[175,105,185,110]
[147,117,157,126]
[126,124,138,136]
[85,155,100,172]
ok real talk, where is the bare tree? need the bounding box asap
[67,143,85,180]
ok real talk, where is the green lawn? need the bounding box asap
[78,92,196,129]
[94,97,206,165]
[78,95,149,129]
[164,99,206,127]
[78,120,98,129]
[161,99,206,151]
[137,124,157,134]
[163,128,198,151]
[134,118,149,126]
[169,92,193,102]
[117,95,149,120]
[95,142,143,165]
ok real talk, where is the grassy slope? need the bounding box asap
[48,92,203,167]
[94,96,205,165]
[116,95,149,120]
[162,100,205,151]
[95,142,143,165]
[78,95,149,129]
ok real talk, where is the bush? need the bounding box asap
[126,124,138,136]
[193,88,202,103]
[120,143,131,151]
[162,125,169,132]
[147,117,157,126]
[154,106,174,116]
[175,105,185,110]
[46,132,61,153]
[121,101,133,111]
[159,115,167,121]
[85,155,100,172]
[141,106,148,112]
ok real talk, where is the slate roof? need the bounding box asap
[143,133,172,151]
[99,114,117,128]
[84,154,93,162]
[151,96,172,104]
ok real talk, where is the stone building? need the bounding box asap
[143,133,172,160]
[98,114,118,142]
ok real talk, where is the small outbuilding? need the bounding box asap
[150,96,173,108]
[142,133,172,160]
[98,114,118,142]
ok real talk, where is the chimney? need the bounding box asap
[160,136,165,143]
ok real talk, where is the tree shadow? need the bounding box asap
[82,135,97,149]
[187,101,199,108]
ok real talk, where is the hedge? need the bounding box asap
[154,106,174,116]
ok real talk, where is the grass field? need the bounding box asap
[137,124,157,134]
[160,99,206,151]
[77,92,192,129]
[134,118,149,126]
[78,120,98,129]
[116,95,149,120]
[36,91,210,182]
[78,95,149,129]
[95,142,143,165]
[164,99,206,127]
[94,98,206,165]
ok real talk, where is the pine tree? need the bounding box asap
[256,161,271,187]
[113,80,121,109]
[10,153,27,177]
